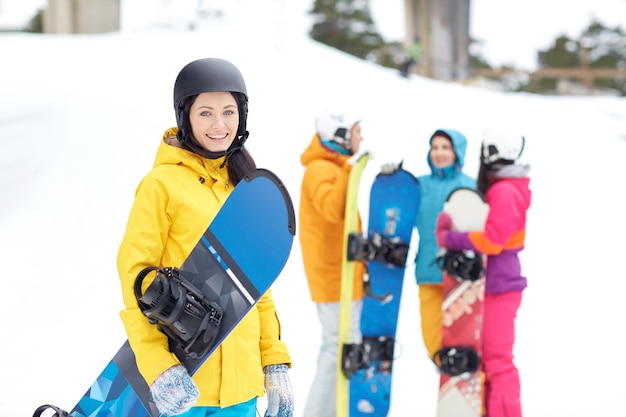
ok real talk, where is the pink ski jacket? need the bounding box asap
[446,165,531,293]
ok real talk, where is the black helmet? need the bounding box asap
[173,58,249,160]
[173,58,247,108]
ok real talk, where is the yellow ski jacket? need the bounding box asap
[299,134,365,303]
[117,128,291,407]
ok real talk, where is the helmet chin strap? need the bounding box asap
[184,130,249,168]
[218,131,249,168]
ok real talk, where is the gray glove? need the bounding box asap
[150,365,199,416]
[264,364,294,417]
[380,161,401,175]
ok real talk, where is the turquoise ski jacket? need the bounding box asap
[415,129,476,285]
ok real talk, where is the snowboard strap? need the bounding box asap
[134,266,224,359]
[436,250,484,282]
[368,232,409,267]
[341,336,395,377]
[363,335,394,362]
[348,232,410,267]
[363,269,393,303]
[341,343,369,377]
[32,404,70,417]
[349,232,409,302]
[433,346,481,376]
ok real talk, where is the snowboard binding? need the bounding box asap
[134,266,224,359]
[437,249,484,282]
[341,343,369,377]
[433,346,480,376]
[349,232,409,302]
[363,335,395,363]
[341,336,395,377]
[347,232,409,268]
[32,404,70,417]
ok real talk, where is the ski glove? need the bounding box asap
[264,364,294,417]
[435,212,453,248]
[150,364,199,416]
[380,161,400,175]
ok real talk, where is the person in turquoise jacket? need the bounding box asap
[414,129,476,360]
[384,129,476,360]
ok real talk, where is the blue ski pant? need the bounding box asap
[177,398,257,417]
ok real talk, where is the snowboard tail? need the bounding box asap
[35,169,295,417]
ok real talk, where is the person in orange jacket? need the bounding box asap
[299,112,367,417]
[117,58,293,417]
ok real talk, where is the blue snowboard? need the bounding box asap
[35,169,295,417]
[349,168,420,416]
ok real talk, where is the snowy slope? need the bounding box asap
[1,2,626,416]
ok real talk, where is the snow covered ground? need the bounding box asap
[2,1,626,416]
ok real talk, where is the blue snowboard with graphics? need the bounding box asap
[349,168,420,416]
[34,169,295,417]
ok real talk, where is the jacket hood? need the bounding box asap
[156,127,229,182]
[301,134,350,167]
[495,163,531,179]
[427,129,468,174]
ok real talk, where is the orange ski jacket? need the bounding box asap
[299,134,365,303]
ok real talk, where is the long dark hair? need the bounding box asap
[227,147,256,186]
[477,158,515,195]
[176,92,256,186]
[477,160,493,196]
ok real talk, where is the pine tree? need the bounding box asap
[308,0,384,61]
[534,20,626,95]
[580,21,626,94]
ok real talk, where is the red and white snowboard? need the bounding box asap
[435,188,489,417]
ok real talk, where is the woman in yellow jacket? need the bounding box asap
[117,58,293,417]
[299,112,366,417]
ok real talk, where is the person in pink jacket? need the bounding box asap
[435,126,531,417]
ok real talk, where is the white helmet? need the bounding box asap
[481,127,525,165]
[315,112,359,151]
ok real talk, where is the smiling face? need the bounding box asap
[430,134,456,168]
[189,91,239,153]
